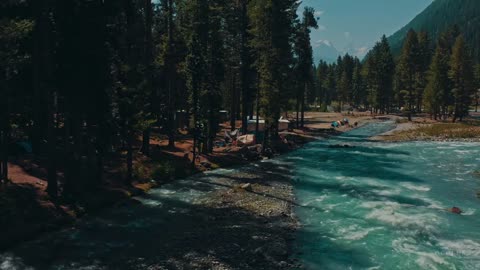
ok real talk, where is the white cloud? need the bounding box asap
[314,10,324,17]
[315,39,332,47]
[317,24,327,31]
[355,47,369,57]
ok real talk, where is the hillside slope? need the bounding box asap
[387,0,480,61]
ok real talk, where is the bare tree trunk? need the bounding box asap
[1,129,8,183]
[475,95,478,112]
[167,0,175,148]
[142,0,154,156]
[0,85,9,183]
[141,129,150,156]
[240,4,250,136]
[32,0,49,156]
[46,90,58,199]
[126,132,133,185]
[230,69,236,131]
[207,109,215,153]
[255,80,260,136]
[301,83,306,128]
[262,124,269,155]
[192,124,197,168]
[295,96,300,128]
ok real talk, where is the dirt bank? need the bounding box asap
[1,112,374,259]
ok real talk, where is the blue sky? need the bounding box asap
[299,0,433,60]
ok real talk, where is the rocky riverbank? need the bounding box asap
[1,112,376,268]
[183,164,302,269]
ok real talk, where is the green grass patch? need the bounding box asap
[414,123,480,139]
[385,121,480,141]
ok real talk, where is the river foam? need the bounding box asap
[292,122,480,269]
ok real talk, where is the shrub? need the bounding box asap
[133,163,150,181]
[151,161,176,181]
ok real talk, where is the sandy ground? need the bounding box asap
[301,111,374,130]
[370,121,417,141]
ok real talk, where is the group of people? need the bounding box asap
[331,118,358,129]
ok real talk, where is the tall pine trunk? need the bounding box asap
[192,80,198,168]
[46,90,58,199]
[167,0,175,148]
[255,80,260,136]
[295,96,300,128]
[0,80,9,183]
[230,69,236,131]
[301,83,306,128]
[32,0,49,156]
[240,0,250,135]
[126,132,133,185]
[142,0,154,156]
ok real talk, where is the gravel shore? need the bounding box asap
[187,161,301,270]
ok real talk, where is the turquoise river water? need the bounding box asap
[288,122,480,269]
[1,121,479,270]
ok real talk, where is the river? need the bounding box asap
[1,122,479,270]
[289,122,480,269]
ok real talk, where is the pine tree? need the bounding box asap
[337,54,354,109]
[238,0,254,134]
[338,70,350,109]
[363,36,394,114]
[0,14,33,183]
[165,0,176,148]
[378,35,395,113]
[249,0,298,146]
[351,59,364,108]
[423,48,448,120]
[423,43,449,119]
[473,64,480,112]
[415,32,432,112]
[204,0,224,153]
[141,0,154,157]
[395,29,419,120]
[364,51,379,111]
[449,35,474,122]
[316,60,329,109]
[185,0,208,163]
[294,6,318,127]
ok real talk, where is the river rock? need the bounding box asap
[240,183,253,191]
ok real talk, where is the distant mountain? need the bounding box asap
[313,40,341,64]
[387,0,480,61]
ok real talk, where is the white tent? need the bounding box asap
[247,116,290,132]
[278,117,290,131]
[247,116,265,132]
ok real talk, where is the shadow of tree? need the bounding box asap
[2,162,299,270]
[2,122,424,270]
[0,184,73,250]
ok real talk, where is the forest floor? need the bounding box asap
[0,111,375,253]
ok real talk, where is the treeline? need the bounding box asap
[0,1,318,199]
[312,27,480,121]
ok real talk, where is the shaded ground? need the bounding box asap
[1,159,301,270]
[0,112,374,253]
